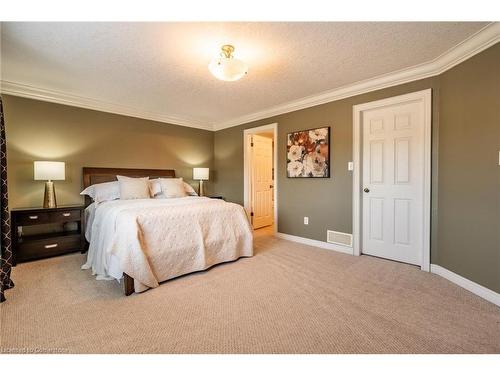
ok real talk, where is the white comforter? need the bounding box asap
[82,197,253,293]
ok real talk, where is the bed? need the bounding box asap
[81,167,253,295]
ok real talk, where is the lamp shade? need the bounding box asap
[208,44,248,82]
[193,167,209,181]
[208,57,248,82]
[34,161,65,181]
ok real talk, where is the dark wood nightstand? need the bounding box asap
[11,205,85,265]
[208,196,226,200]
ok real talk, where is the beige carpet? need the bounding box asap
[1,226,499,354]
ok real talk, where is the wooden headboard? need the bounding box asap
[82,167,176,206]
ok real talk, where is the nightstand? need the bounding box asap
[208,196,226,201]
[11,205,85,265]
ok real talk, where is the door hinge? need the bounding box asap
[250,212,254,216]
[251,142,254,147]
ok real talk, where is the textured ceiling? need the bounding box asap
[0,22,489,127]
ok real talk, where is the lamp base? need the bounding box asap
[198,180,204,197]
[43,181,57,208]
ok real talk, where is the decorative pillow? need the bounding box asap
[183,182,198,196]
[80,181,120,203]
[117,175,151,200]
[149,178,162,197]
[159,177,188,198]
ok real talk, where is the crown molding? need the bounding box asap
[2,23,499,132]
[213,22,500,130]
[0,80,213,131]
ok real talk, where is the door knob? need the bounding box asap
[363,188,370,193]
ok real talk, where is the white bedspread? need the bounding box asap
[84,202,97,242]
[82,197,253,293]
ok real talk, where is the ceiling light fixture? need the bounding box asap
[208,44,248,82]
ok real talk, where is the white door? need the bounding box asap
[361,99,426,266]
[251,134,274,229]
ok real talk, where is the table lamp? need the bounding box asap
[193,167,209,196]
[34,161,65,208]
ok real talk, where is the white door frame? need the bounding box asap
[352,89,432,271]
[244,123,278,234]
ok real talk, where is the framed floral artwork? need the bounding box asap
[287,126,330,178]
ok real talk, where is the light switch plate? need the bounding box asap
[304,217,309,225]
[348,162,354,171]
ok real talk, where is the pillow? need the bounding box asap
[183,182,198,196]
[80,181,120,203]
[149,178,162,197]
[117,175,151,200]
[159,178,188,198]
[150,178,198,198]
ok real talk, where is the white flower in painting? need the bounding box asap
[304,153,327,177]
[287,145,304,161]
[287,161,304,177]
[308,128,328,141]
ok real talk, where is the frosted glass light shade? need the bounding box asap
[193,168,209,181]
[208,57,248,82]
[34,161,65,181]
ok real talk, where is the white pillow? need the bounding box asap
[183,182,198,196]
[80,181,120,203]
[159,178,187,198]
[117,175,151,200]
[149,178,162,197]
[150,178,198,198]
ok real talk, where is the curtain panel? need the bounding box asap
[0,96,14,303]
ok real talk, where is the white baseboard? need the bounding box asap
[430,264,500,307]
[275,232,354,255]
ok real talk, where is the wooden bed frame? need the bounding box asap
[82,167,176,296]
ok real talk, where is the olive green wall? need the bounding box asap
[437,44,500,292]
[214,43,500,293]
[3,96,214,208]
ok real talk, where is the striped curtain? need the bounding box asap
[0,96,14,303]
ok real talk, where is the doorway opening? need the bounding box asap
[243,123,278,233]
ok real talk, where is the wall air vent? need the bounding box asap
[327,230,353,247]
